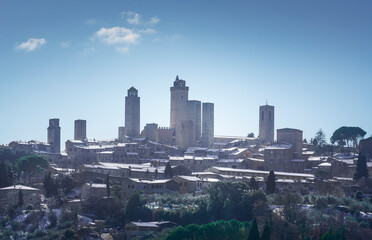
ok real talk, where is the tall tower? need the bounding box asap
[187,100,201,142]
[259,104,274,143]
[47,118,61,153]
[74,119,86,140]
[170,76,189,148]
[202,103,214,147]
[125,87,140,138]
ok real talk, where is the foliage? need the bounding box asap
[266,170,276,194]
[354,153,368,180]
[15,155,49,174]
[261,222,271,240]
[248,218,259,240]
[248,132,255,138]
[165,219,250,240]
[43,172,58,197]
[125,192,152,221]
[0,161,13,188]
[164,161,173,179]
[330,126,366,153]
[106,173,110,198]
[249,177,259,190]
[18,190,24,207]
[314,129,327,147]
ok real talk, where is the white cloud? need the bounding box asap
[120,11,160,26]
[85,19,97,25]
[138,28,156,34]
[121,11,141,25]
[94,26,140,45]
[61,41,70,48]
[149,16,160,25]
[16,38,46,52]
[115,46,130,53]
[79,47,95,56]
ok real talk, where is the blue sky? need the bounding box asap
[1,0,371,149]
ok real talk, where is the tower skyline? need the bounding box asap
[125,86,140,138]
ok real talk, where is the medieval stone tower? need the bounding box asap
[170,76,190,149]
[125,87,140,138]
[74,119,86,140]
[202,103,214,147]
[187,100,201,142]
[47,118,61,153]
[259,104,274,143]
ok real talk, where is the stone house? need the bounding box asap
[0,185,41,210]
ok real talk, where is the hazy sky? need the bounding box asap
[1,0,371,149]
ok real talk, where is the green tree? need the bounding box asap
[266,170,276,194]
[15,155,49,183]
[154,168,158,179]
[314,129,327,147]
[44,172,58,197]
[248,218,259,240]
[354,153,368,180]
[331,126,366,154]
[106,173,110,198]
[261,222,271,240]
[248,133,255,138]
[18,189,24,207]
[125,192,152,221]
[0,162,12,188]
[165,161,173,179]
[249,177,259,190]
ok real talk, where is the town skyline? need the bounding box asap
[1,0,371,147]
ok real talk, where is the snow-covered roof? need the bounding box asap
[0,185,40,191]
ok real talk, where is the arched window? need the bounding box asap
[269,111,272,120]
[261,111,264,120]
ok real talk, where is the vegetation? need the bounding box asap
[165,219,251,240]
[354,153,368,180]
[330,126,366,154]
[164,161,173,179]
[266,170,276,194]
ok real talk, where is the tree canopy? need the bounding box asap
[15,155,49,174]
[330,127,366,151]
[266,170,276,194]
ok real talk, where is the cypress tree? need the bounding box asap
[249,177,259,190]
[266,170,276,194]
[354,153,368,180]
[106,173,110,198]
[165,161,173,179]
[248,218,260,240]
[261,222,271,240]
[18,189,24,207]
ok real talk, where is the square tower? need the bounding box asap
[202,103,214,147]
[47,118,61,153]
[259,104,274,143]
[125,87,140,138]
[74,119,86,140]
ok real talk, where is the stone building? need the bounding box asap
[277,128,303,158]
[74,119,86,140]
[264,142,295,172]
[259,104,274,143]
[142,123,159,142]
[47,118,61,153]
[118,126,126,142]
[202,103,214,147]
[125,87,140,138]
[0,185,41,210]
[158,127,175,145]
